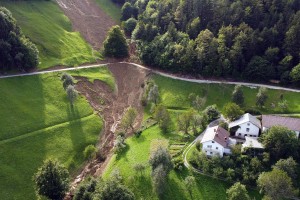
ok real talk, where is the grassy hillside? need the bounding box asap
[0,66,113,199]
[94,0,121,22]
[0,1,100,69]
[153,75,300,114]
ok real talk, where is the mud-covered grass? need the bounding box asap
[0,67,115,199]
[94,0,121,22]
[0,1,101,69]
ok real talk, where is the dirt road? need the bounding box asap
[56,0,116,49]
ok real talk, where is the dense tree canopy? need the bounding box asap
[0,7,39,71]
[103,25,128,58]
[123,0,300,84]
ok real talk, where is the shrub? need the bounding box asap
[84,145,97,161]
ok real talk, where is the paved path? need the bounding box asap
[1,61,300,93]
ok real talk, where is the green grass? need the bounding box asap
[0,67,115,199]
[153,75,300,114]
[94,0,121,22]
[69,66,116,90]
[0,1,101,69]
[103,125,261,199]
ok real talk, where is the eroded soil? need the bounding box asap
[67,63,150,196]
[56,0,116,49]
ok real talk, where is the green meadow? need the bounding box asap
[153,75,300,114]
[0,1,100,69]
[0,66,113,199]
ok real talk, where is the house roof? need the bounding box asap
[242,136,264,149]
[201,125,230,147]
[228,113,261,129]
[262,115,300,131]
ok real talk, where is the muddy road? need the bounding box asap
[56,0,116,49]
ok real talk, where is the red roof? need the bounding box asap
[262,115,300,131]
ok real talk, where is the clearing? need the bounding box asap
[0,0,100,69]
[0,66,114,199]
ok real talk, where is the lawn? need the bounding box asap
[94,0,122,22]
[0,66,114,199]
[0,1,101,69]
[103,125,261,199]
[153,75,300,114]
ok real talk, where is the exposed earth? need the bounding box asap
[67,63,149,196]
[56,0,116,50]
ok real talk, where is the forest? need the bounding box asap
[121,0,300,84]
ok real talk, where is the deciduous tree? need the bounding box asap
[223,103,243,121]
[226,182,250,200]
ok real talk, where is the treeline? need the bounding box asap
[121,0,300,84]
[0,7,39,72]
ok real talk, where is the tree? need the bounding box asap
[121,107,138,133]
[261,126,299,161]
[94,178,135,200]
[203,105,220,122]
[153,105,171,133]
[192,95,206,111]
[123,18,137,36]
[114,135,126,153]
[256,87,268,108]
[184,176,196,197]
[149,146,173,174]
[223,103,244,121]
[103,25,128,58]
[272,157,298,180]
[121,2,138,21]
[33,159,69,200]
[177,109,194,134]
[66,85,78,106]
[61,73,74,90]
[83,145,97,161]
[232,85,244,106]
[147,84,160,104]
[73,177,97,200]
[290,63,300,83]
[257,168,298,200]
[226,182,250,200]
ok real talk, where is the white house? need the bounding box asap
[241,136,264,152]
[201,125,235,157]
[229,113,261,139]
[262,115,300,138]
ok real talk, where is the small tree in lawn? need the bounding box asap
[184,176,196,197]
[103,25,128,58]
[147,84,160,105]
[278,100,288,112]
[192,95,206,112]
[121,107,137,133]
[33,159,70,200]
[226,182,250,200]
[133,163,146,176]
[114,135,126,154]
[66,85,78,106]
[223,102,244,121]
[203,105,220,122]
[153,104,171,133]
[61,73,74,90]
[177,109,194,134]
[232,85,244,106]
[256,87,268,108]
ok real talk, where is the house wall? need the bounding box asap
[201,140,224,157]
[263,126,299,138]
[235,122,260,139]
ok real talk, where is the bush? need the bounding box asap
[84,145,97,161]
[172,156,184,171]
[244,108,261,115]
[103,25,128,58]
[123,18,137,36]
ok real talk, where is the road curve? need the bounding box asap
[1,61,300,93]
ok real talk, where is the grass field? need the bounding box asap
[103,125,261,199]
[0,67,114,199]
[94,0,121,22]
[0,1,100,69]
[153,75,300,114]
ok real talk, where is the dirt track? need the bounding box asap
[56,0,116,49]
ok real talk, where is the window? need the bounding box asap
[210,152,213,154]
[212,141,215,143]
[238,133,241,136]
[207,145,212,148]
[247,123,250,126]
[216,147,218,150]
[246,128,250,132]
[245,134,247,137]
[249,135,252,137]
